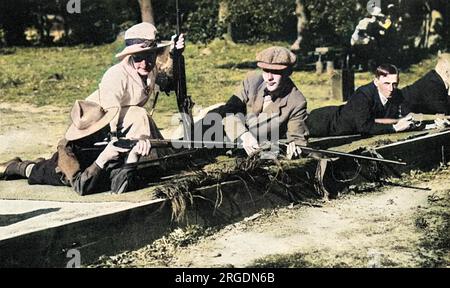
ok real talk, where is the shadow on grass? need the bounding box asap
[0,47,16,55]
[217,61,258,70]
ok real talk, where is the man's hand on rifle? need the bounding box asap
[434,117,450,129]
[126,139,151,164]
[171,33,185,53]
[95,140,130,169]
[239,131,260,156]
[393,114,414,132]
[286,141,302,160]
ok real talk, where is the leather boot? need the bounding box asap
[0,157,22,179]
[0,158,37,180]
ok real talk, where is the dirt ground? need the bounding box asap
[167,173,449,268]
[94,168,449,268]
[0,103,69,162]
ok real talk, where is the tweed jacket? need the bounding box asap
[222,72,309,146]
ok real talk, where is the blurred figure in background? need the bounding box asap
[350,2,394,71]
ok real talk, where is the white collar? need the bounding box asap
[378,90,389,106]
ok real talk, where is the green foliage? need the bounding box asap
[303,0,366,49]
[226,0,297,43]
[63,0,120,45]
[0,0,32,45]
[0,0,447,60]
[149,0,223,45]
[184,0,224,44]
[0,0,135,46]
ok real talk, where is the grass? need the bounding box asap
[0,38,439,128]
[90,224,216,267]
[0,44,119,106]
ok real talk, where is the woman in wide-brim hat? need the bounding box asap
[85,22,185,143]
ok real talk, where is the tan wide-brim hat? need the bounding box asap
[65,100,119,141]
[115,41,171,60]
[256,46,297,70]
[115,22,171,60]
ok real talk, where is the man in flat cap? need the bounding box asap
[0,101,151,195]
[219,46,309,158]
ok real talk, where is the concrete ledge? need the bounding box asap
[0,199,170,267]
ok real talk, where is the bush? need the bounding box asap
[303,0,366,49]
[184,0,224,44]
[227,0,297,43]
[149,0,222,44]
[62,0,126,45]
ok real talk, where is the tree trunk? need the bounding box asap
[138,0,155,25]
[219,1,234,43]
[290,0,308,51]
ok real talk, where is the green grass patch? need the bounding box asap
[0,44,121,106]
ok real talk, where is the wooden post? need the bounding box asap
[316,55,323,74]
[342,53,355,101]
[330,70,343,100]
[326,61,334,76]
[138,0,155,25]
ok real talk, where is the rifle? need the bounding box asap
[90,138,407,166]
[109,138,238,149]
[295,145,405,166]
[173,0,194,146]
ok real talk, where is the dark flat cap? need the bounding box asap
[256,46,297,70]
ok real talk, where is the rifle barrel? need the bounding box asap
[151,139,239,148]
[93,138,241,149]
[173,0,194,145]
[176,0,180,35]
[90,138,405,165]
[299,146,406,166]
